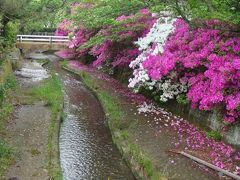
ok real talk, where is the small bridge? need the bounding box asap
[16,35,69,52]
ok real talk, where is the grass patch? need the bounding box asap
[59,60,68,68]
[206,130,222,141]
[0,104,13,131]
[30,149,41,157]
[98,91,122,131]
[0,142,13,177]
[0,60,15,178]
[128,143,155,177]
[0,61,16,108]
[31,73,63,114]
[31,73,63,180]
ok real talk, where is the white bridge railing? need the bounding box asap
[17,35,69,44]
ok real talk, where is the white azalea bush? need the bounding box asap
[129,15,188,102]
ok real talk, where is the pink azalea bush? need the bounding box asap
[130,18,240,123]
[56,8,156,69]
[88,9,155,68]
[55,19,73,36]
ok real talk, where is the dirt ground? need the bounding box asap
[4,102,50,180]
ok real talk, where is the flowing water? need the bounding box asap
[29,52,135,180]
[15,60,49,85]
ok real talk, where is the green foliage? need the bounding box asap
[70,0,240,34]
[176,94,189,105]
[187,0,240,24]
[0,61,15,135]
[158,0,240,25]
[0,141,13,178]
[0,60,15,178]
[206,130,222,141]
[98,90,122,130]
[0,0,71,34]
[31,73,63,113]
[0,75,16,107]
[79,36,105,50]
[237,105,240,112]
[72,0,151,29]
[128,143,154,177]
[0,142,12,159]
[78,15,147,50]
[0,60,14,122]
[119,130,129,140]
[0,85,5,107]
[59,60,69,68]
[0,104,13,131]
[0,61,16,108]
[0,38,4,55]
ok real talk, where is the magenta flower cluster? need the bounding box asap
[88,9,155,67]
[55,19,73,36]
[142,19,240,123]
[55,8,156,68]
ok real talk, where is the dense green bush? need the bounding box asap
[0,61,16,108]
[4,21,18,48]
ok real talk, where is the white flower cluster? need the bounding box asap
[157,78,188,102]
[135,16,176,53]
[129,14,188,102]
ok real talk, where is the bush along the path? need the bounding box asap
[55,3,156,72]
[0,60,16,178]
[130,18,240,124]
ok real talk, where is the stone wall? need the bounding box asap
[6,48,23,69]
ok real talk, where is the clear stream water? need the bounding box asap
[29,52,135,180]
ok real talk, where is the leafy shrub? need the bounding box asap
[0,61,16,107]
[206,131,222,141]
[0,75,16,107]
[176,94,189,105]
[56,8,156,69]
[4,21,18,48]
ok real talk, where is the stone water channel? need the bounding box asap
[28,52,135,180]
